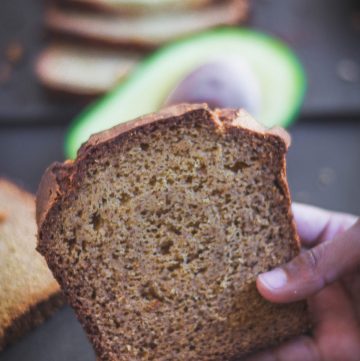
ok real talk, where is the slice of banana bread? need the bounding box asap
[0,179,64,351]
[37,104,309,361]
[62,0,212,14]
[36,43,140,96]
[46,0,248,48]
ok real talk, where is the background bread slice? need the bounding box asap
[36,44,140,96]
[46,0,248,48]
[61,0,213,14]
[0,179,64,351]
[37,104,309,360]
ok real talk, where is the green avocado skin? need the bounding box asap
[65,28,306,159]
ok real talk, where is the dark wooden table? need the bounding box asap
[1,0,360,360]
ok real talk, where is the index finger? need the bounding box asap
[292,203,358,247]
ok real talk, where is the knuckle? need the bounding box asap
[298,244,327,287]
[305,247,321,271]
[302,244,324,272]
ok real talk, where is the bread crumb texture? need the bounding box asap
[38,105,309,360]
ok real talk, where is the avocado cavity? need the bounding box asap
[165,58,261,116]
[65,29,306,158]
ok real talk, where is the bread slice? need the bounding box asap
[36,44,140,96]
[37,104,309,360]
[46,0,248,48]
[61,0,212,14]
[0,179,64,351]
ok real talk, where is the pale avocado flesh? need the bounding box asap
[66,28,306,158]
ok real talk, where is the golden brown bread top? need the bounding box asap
[37,103,290,236]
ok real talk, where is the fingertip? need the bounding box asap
[259,269,288,289]
[256,270,288,304]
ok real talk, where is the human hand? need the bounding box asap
[246,203,360,361]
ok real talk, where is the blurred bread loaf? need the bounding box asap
[36,44,140,96]
[0,179,64,351]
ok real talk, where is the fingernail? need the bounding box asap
[259,268,287,290]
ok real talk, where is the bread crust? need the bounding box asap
[37,104,307,360]
[37,104,293,229]
[1,292,65,351]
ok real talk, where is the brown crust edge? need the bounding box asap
[36,103,306,358]
[37,161,74,230]
[45,0,249,49]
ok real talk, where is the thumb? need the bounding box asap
[257,219,360,303]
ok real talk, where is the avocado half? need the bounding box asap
[66,28,306,158]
